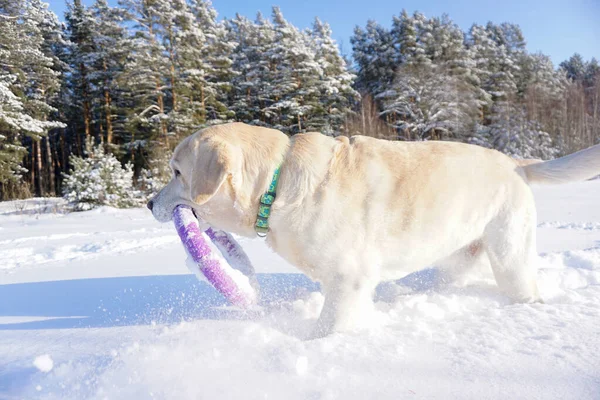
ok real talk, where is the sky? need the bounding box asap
[46,0,599,66]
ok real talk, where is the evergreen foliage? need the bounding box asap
[62,138,140,209]
[0,1,598,204]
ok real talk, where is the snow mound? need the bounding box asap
[33,355,54,373]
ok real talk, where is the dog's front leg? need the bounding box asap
[310,273,377,339]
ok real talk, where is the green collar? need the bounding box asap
[255,165,282,237]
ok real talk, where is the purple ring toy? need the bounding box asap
[173,205,258,308]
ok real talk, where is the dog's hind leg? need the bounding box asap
[435,240,491,286]
[482,206,541,303]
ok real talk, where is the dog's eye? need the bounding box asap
[174,169,181,178]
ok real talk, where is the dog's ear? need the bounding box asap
[191,143,232,205]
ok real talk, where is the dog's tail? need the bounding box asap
[519,143,600,185]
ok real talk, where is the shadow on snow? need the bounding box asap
[0,269,441,331]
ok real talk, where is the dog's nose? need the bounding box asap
[147,200,154,211]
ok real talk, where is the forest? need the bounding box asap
[0,0,598,202]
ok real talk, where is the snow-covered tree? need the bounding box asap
[261,7,323,133]
[89,0,128,147]
[485,22,526,55]
[176,0,236,130]
[228,9,358,134]
[309,17,358,133]
[228,12,285,127]
[582,58,599,89]
[559,53,586,82]
[467,22,521,140]
[472,108,559,160]
[351,20,397,96]
[377,12,481,139]
[391,10,417,65]
[379,64,479,140]
[0,76,29,182]
[466,24,499,112]
[62,138,140,210]
[65,0,96,146]
[520,53,566,130]
[0,0,65,193]
[2,2,597,201]
[411,12,436,68]
[138,145,172,200]
[119,0,172,148]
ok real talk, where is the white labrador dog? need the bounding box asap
[149,122,600,337]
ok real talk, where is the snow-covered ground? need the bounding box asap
[1,183,599,399]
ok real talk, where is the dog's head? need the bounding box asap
[148,122,288,237]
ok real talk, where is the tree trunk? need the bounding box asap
[80,63,92,141]
[103,60,114,146]
[75,125,82,156]
[61,130,67,176]
[53,137,62,194]
[32,139,43,196]
[169,61,177,138]
[201,85,206,121]
[168,26,177,112]
[99,118,104,145]
[30,143,35,189]
[130,131,136,163]
[157,84,168,146]
[45,136,55,195]
[83,98,91,138]
[170,64,177,111]
[593,76,599,140]
[147,7,168,146]
[105,86,113,145]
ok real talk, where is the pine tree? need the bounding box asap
[583,58,599,89]
[65,0,96,151]
[391,10,417,66]
[379,63,479,141]
[62,137,140,210]
[1,2,30,184]
[0,76,29,183]
[310,18,358,133]
[119,0,171,158]
[263,7,322,133]
[475,107,558,160]
[485,22,526,55]
[559,53,586,82]
[138,145,171,200]
[227,13,276,125]
[350,20,397,97]
[487,44,519,148]
[226,14,258,123]
[466,24,497,112]
[89,0,127,148]
[206,20,237,121]
[36,0,68,195]
[520,53,565,130]
[0,0,65,196]
[380,12,480,140]
[177,0,236,128]
[21,0,66,196]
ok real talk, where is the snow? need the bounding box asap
[33,355,54,373]
[1,182,600,399]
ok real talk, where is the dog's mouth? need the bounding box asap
[191,208,199,220]
[190,207,210,226]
